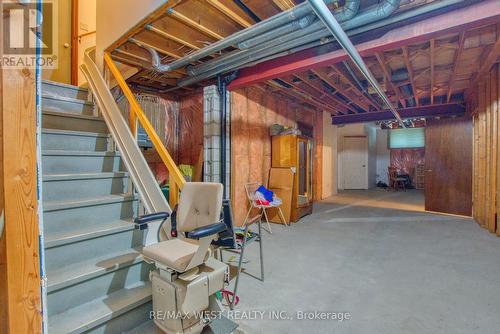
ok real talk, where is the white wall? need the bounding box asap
[77,0,96,86]
[322,111,337,198]
[336,123,377,190]
[376,129,390,185]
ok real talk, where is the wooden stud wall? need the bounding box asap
[471,64,500,236]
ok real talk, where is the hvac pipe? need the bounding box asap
[238,0,360,50]
[307,0,405,126]
[148,1,337,72]
[182,0,400,83]
[175,0,464,90]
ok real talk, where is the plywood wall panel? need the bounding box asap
[231,87,322,226]
[469,64,499,235]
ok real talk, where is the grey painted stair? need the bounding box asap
[48,282,152,334]
[43,94,95,115]
[42,110,109,133]
[42,80,88,100]
[42,80,153,333]
[43,194,137,235]
[43,172,129,201]
[42,150,122,174]
[42,129,110,152]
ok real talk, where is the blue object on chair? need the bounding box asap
[256,185,274,202]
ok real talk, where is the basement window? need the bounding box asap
[389,128,425,149]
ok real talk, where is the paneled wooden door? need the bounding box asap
[425,117,472,216]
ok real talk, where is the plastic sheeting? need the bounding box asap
[390,148,425,176]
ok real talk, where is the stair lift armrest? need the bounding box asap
[186,220,227,240]
[134,212,170,230]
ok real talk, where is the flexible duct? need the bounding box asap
[147,0,337,72]
[238,0,359,50]
[237,14,318,50]
[172,0,467,89]
[179,0,400,87]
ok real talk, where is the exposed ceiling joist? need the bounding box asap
[470,23,500,89]
[375,52,407,107]
[229,0,500,89]
[206,0,252,27]
[447,32,466,102]
[167,9,224,40]
[401,46,419,106]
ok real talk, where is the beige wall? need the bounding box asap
[96,0,164,71]
[322,111,337,198]
[77,0,96,86]
[336,123,377,190]
[42,0,71,83]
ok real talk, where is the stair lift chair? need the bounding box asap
[135,182,229,334]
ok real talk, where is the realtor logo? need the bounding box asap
[2,0,58,68]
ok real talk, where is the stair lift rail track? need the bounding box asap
[81,48,174,239]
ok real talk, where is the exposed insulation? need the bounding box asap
[390,148,425,177]
[231,86,322,226]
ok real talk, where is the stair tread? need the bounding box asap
[42,128,110,138]
[44,194,136,212]
[42,149,119,156]
[43,79,88,92]
[45,219,135,249]
[47,246,144,293]
[48,281,151,334]
[43,93,94,105]
[43,171,128,181]
[42,110,103,121]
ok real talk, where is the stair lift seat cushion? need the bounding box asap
[143,182,224,273]
[177,182,223,233]
[143,238,209,273]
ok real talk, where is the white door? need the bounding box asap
[342,136,368,189]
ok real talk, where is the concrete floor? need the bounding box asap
[229,189,500,334]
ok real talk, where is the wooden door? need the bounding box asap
[425,117,472,216]
[342,136,368,189]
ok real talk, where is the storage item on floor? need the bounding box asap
[271,134,313,222]
[267,167,294,224]
[243,183,289,234]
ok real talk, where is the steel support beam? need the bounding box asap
[331,103,465,125]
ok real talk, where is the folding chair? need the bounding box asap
[243,182,289,234]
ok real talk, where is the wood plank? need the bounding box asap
[497,64,500,236]
[489,65,498,233]
[167,8,224,40]
[447,32,466,102]
[430,39,435,105]
[402,46,419,106]
[425,117,473,216]
[470,23,500,89]
[106,0,182,52]
[0,60,42,333]
[485,72,493,231]
[375,52,407,107]
[477,81,487,226]
[206,0,252,27]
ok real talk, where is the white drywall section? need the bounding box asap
[336,123,378,190]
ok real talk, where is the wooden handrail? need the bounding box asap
[78,30,96,40]
[103,52,185,205]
